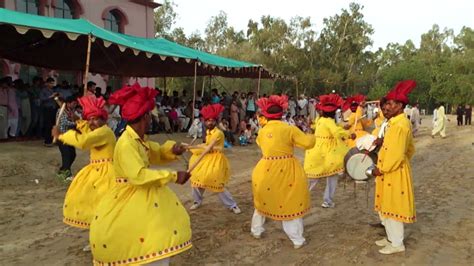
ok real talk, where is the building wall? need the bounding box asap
[1,0,157,88]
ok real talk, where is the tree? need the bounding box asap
[154,0,178,38]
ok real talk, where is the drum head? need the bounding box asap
[356,134,377,152]
[346,153,374,181]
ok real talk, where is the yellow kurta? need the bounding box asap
[304,117,349,179]
[346,106,369,148]
[375,113,416,223]
[190,127,230,192]
[252,120,315,221]
[371,111,385,137]
[59,121,116,229]
[89,126,192,265]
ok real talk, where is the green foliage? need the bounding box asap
[153,2,473,105]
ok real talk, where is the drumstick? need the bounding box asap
[52,103,66,144]
[187,139,217,173]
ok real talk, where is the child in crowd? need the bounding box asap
[244,124,253,144]
[239,130,248,146]
[188,117,203,138]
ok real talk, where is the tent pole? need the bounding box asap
[201,76,206,98]
[192,61,198,115]
[257,68,262,97]
[82,33,92,96]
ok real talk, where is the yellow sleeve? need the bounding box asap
[347,113,355,127]
[148,140,178,165]
[118,140,177,186]
[207,130,224,151]
[59,124,108,150]
[406,137,415,160]
[378,124,409,174]
[328,120,349,140]
[291,126,315,150]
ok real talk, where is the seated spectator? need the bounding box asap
[177,105,190,132]
[219,118,235,145]
[238,130,248,146]
[244,124,254,144]
[168,106,180,132]
[188,117,203,138]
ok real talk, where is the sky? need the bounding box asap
[167,0,474,50]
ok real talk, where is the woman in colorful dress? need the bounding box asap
[304,93,351,208]
[251,95,315,249]
[188,104,241,214]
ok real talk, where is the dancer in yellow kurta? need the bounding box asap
[431,102,448,138]
[52,95,115,251]
[188,103,241,214]
[371,80,417,255]
[305,94,351,208]
[89,84,192,266]
[251,95,315,249]
[343,95,369,148]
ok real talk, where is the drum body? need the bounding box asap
[344,147,377,181]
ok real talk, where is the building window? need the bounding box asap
[104,10,122,33]
[16,0,39,15]
[54,0,74,19]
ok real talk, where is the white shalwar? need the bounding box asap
[251,210,305,246]
[380,216,404,247]
[308,174,339,205]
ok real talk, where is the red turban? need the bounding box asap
[343,94,366,111]
[108,83,158,121]
[385,80,416,104]
[201,104,224,120]
[78,95,108,120]
[318,93,344,112]
[256,95,288,119]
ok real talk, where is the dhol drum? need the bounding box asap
[344,134,378,181]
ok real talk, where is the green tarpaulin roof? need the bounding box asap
[0,8,282,79]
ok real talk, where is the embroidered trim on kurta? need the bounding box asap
[191,181,224,192]
[315,136,334,139]
[116,178,128,183]
[375,208,416,223]
[93,240,192,266]
[256,208,310,220]
[90,158,113,164]
[306,167,344,178]
[262,155,293,160]
[63,217,90,228]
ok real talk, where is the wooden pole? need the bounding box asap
[82,34,92,96]
[257,67,262,97]
[201,76,206,98]
[192,61,198,116]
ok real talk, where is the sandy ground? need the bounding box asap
[0,115,473,265]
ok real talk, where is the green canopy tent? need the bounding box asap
[0,8,282,80]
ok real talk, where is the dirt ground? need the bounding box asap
[0,116,473,265]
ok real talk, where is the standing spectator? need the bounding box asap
[288,96,297,118]
[219,118,235,145]
[239,93,247,122]
[54,96,79,180]
[308,97,317,121]
[95,87,103,98]
[211,89,221,104]
[456,105,464,126]
[28,76,42,137]
[181,90,189,105]
[16,80,32,136]
[465,104,472,125]
[410,103,421,137]
[6,77,18,138]
[0,78,10,139]
[177,104,190,132]
[246,92,256,118]
[40,77,59,146]
[104,86,113,100]
[297,94,308,116]
[230,100,239,133]
[222,92,232,120]
[57,80,73,99]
